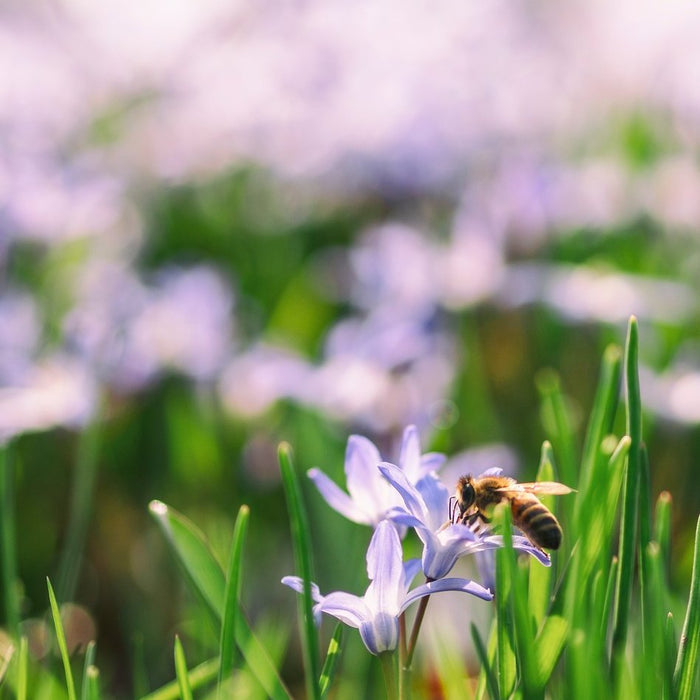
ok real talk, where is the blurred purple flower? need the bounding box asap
[308,425,445,527]
[0,356,97,444]
[282,520,492,655]
[379,464,550,580]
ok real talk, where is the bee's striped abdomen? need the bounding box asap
[511,496,562,550]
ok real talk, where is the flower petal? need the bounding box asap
[364,521,404,614]
[378,462,428,522]
[281,575,322,603]
[478,467,504,477]
[307,468,371,524]
[483,535,552,567]
[317,591,369,628]
[414,473,451,531]
[399,577,493,613]
[398,425,422,481]
[419,452,447,478]
[359,612,399,655]
[344,436,397,520]
[402,558,422,591]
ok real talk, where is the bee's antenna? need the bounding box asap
[448,496,456,523]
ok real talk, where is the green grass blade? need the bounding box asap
[612,316,642,665]
[529,441,556,628]
[601,556,619,650]
[471,622,500,700]
[81,640,97,700]
[0,444,20,635]
[47,577,77,700]
[218,505,250,690]
[149,500,225,620]
[673,515,700,700]
[536,369,577,495]
[174,636,193,700]
[279,442,321,700]
[664,613,676,700]
[642,542,666,694]
[149,500,292,700]
[56,413,102,602]
[578,344,622,503]
[637,445,652,552]
[654,491,672,577]
[140,658,219,700]
[494,503,522,697]
[17,636,28,700]
[577,436,630,590]
[534,614,568,686]
[84,666,100,700]
[319,624,343,698]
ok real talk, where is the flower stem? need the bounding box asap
[379,651,398,700]
[405,578,434,669]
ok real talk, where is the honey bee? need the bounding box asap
[452,475,574,551]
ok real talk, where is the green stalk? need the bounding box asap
[82,640,97,700]
[319,624,343,698]
[471,623,500,700]
[173,636,193,700]
[612,316,642,666]
[278,443,321,700]
[218,505,250,691]
[47,577,77,700]
[654,492,672,578]
[0,444,19,634]
[494,504,517,698]
[577,344,622,509]
[139,658,219,700]
[17,636,28,700]
[673,515,700,700]
[379,651,398,700]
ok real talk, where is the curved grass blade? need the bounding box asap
[577,344,622,512]
[674,515,700,700]
[149,500,225,620]
[471,622,500,700]
[319,624,343,698]
[47,577,77,700]
[612,316,642,665]
[140,658,219,700]
[279,442,321,700]
[534,614,568,687]
[149,500,291,700]
[218,505,250,691]
[81,640,97,700]
[174,636,193,700]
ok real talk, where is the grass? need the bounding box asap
[0,318,697,699]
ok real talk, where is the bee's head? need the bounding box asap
[456,475,476,513]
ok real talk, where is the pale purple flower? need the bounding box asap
[308,425,445,527]
[282,520,492,655]
[379,464,551,580]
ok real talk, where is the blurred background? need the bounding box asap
[1,0,699,696]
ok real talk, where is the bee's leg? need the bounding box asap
[448,496,457,523]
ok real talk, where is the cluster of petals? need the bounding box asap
[284,427,552,655]
[307,425,444,527]
[282,521,492,655]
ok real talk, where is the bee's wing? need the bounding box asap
[495,481,576,495]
